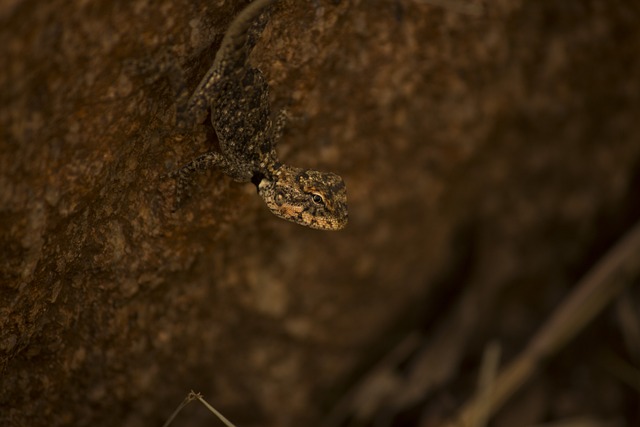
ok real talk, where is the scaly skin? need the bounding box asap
[171,0,348,230]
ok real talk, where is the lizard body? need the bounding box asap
[171,0,348,230]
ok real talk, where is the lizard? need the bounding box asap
[169,0,348,230]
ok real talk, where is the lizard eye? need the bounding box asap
[274,191,285,205]
[311,194,324,205]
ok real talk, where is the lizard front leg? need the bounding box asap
[168,151,253,210]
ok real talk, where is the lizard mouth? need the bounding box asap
[251,172,266,191]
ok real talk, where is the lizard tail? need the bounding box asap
[213,0,279,75]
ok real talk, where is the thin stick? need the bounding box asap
[162,391,237,427]
[192,391,238,427]
[472,342,501,427]
[438,220,640,427]
[162,392,200,427]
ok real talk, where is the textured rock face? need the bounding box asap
[1,0,639,426]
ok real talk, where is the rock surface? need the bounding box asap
[1,0,638,426]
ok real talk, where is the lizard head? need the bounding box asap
[256,166,348,230]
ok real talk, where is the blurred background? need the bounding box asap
[1,0,639,426]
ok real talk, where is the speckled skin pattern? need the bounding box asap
[171,0,348,230]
